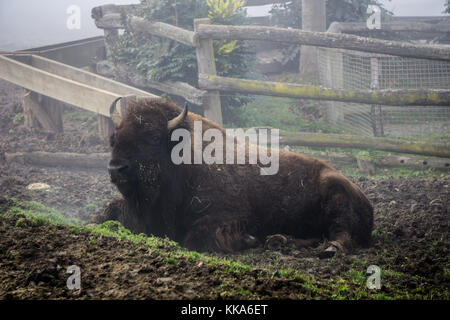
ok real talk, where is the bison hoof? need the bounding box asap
[318,245,338,259]
[264,234,288,251]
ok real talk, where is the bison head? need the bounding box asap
[107,98,188,204]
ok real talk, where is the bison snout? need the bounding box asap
[108,164,129,183]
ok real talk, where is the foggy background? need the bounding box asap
[0,0,447,51]
[246,0,448,17]
[0,0,139,50]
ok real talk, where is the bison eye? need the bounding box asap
[147,136,161,145]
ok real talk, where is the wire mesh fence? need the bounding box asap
[318,47,450,139]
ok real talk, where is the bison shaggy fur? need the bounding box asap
[94,99,373,255]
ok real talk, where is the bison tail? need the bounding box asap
[320,170,374,247]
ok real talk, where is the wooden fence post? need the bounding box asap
[370,57,384,137]
[194,18,223,126]
[324,49,344,124]
[22,89,63,133]
[104,28,119,59]
[98,27,120,140]
[22,89,37,130]
[120,95,137,117]
[41,96,63,133]
[99,95,137,140]
[98,115,114,140]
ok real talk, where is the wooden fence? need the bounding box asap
[90,4,450,159]
[0,53,157,138]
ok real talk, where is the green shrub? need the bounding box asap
[110,0,256,123]
[13,113,24,124]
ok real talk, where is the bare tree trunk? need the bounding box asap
[300,0,326,80]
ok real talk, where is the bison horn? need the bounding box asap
[109,97,122,126]
[167,103,188,130]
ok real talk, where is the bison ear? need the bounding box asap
[167,103,188,131]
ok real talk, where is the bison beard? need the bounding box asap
[94,99,374,257]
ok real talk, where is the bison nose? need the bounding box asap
[108,164,129,182]
[108,165,128,174]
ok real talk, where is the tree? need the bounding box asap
[299,0,326,80]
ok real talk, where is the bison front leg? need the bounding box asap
[91,198,126,224]
[318,170,373,258]
[320,187,356,259]
[93,198,147,234]
[322,188,355,257]
[183,216,256,253]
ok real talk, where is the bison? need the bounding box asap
[94,98,373,257]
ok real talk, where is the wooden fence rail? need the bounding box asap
[279,131,450,158]
[96,15,196,47]
[195,24,450,62]
[92,6,450,62]
[90,7,450,113]
[328,21,450,34]
[199,74,450,106]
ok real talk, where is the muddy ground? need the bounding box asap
[0,79,449,299]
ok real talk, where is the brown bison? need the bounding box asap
[94,98,373,257]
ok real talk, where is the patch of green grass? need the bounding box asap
[13,112,24,124]
[185,251,202,261]
[83,220,254,276]
[371,229,381,238]
[351,258,368,268]
[226,95,342,134]
[444,268,450,278]
[88,236,97,246]
[7,199,82,226]
[373,293,394,300]
[15,217,27,228]
[31,216,47,227]
[207,256,253,274]
[330,278,351,299]
[221,288,259,299]
[346,269,366,286]
[164,257,176,264]
[278,269,291,277]
[382,269,409,280]
[3,198,449,300]
[340,164,448,179]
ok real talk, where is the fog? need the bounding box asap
[0,0,447,51]
[378,0,447,16]
[244,0,447,17]
[0,0,139,50]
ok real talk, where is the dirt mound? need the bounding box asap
[0,213,319,300]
